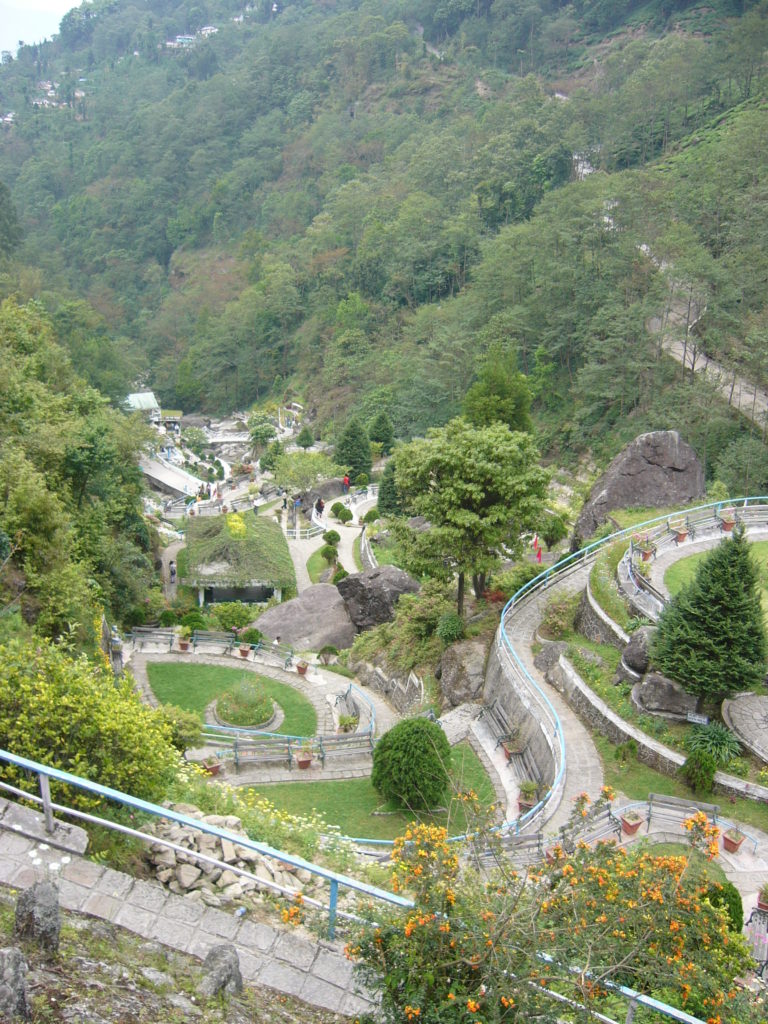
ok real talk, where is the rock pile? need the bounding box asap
[143,805,323,909]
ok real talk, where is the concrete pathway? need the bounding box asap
[0,799,373,1017]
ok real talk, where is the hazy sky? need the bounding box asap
[0,1,77,56]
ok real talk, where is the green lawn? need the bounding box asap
[593,733,768,835]
[664,538,768,624]
[250,741,496,840]
[307,548,330,584]
[146,663,317,736]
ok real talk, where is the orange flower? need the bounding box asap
[466,998,480,1013]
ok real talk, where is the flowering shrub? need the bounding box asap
[350,789,760,1024]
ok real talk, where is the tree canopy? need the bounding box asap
[394,418,548,613]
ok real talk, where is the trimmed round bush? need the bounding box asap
[238,627,263,646]
[332,567,349,584]
[180,610,207,631]
[355,473,369,487]
[371,718,451,809]
[330,501,346,518]
[323,529,341,546]
[363,508,379,524]
[159,609,178,627]
[338,507,353,524]
[436,612,464,645]
[320,544,338,565]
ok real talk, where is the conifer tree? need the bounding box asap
[335,417,372,479]
[377,460,402,516]
[368,410,395,455]
[651,526,767,706]
[296,424,314,449]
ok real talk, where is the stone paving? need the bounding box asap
[0,799,373,1017]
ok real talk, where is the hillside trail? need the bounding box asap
[651,296,768,430]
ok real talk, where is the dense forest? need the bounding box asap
[1,0,767,461]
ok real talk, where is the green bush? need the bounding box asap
[158,609,177,626]
[180,610,207,630]
[238,627,263,646]
[332,567,349,583]
[319,544,338,565]
[494,563,542,599]
[681,749,717,795]
[540,594,577,639]
[338,507,353,524]
[371,717,451,809]
[331,501,346,517]
[158,704,203,753]
[355,473,369,487]
[705,881,743,932]
[323,529,341,546]
[318,644,339,664]
[685,722,741,767]
[436,612,464,645]
[212,601,252,631]
[0,639,178,810]
[216,678,273,727]
[363,508,379,524]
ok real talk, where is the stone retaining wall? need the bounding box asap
[351,659,423,713]
[548,655,768,803]
[483,643,556,791]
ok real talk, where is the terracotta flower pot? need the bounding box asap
[640,548,652,562]
[722,833,744,854]
[297,755,312,769]
[675,530,688,543]
[239,646,250,658]
[621,816,643,836]
[721,519,735,532]
[179,640,190,652]
[297,663,308,675]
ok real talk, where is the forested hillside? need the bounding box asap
[0,0,767,468]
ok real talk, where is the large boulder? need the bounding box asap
[632,672,698,718]
[573,431,704,547]
[336,565,420,630]
[439,641,487,708]
[255,584,356,650]
[199,944,242,999]
[622,626,657,675]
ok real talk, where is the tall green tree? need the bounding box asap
[462,343,533,433]
[651,526,767,706]
[377,459,402,516]
[394,418,547,614]
[335,417,372,479]
[368,410,395,455]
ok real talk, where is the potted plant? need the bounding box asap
[518,780,538,813]
[633,534,655,562]
[296,660,308,676]
[202,756,221,777]
[620,808,644,836]
[670,519,688,543]
[238,641,251,658]
[178,626,192,652]
[296,742,313,769]
[338,713,358,733]
[719,508,736,532]
[722,827,745,854]
[502,732,524,761]
[759,882,768,912]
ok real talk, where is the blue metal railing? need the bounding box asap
[0,747,411,939]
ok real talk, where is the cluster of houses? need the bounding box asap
[165,25,218,49]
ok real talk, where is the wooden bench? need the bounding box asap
[647,793,719,832]
[481,699,517,750]
[130,627,176,650]
[507,746,542,785]
[746,908,768,978]
[192,630,237,653]
[231,738,293,771]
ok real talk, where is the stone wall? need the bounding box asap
[547,655,768,803]
[350,658,423,713]
[483,642,556,791]
[573,579,630,650]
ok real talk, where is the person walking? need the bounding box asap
[169,560,177,584]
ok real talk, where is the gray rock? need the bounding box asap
[623,626,657,674]
[633,672,698,717]
[15,882,60,953]
[199,944,243,999]
[255,584,356,650]
[439,641,487,708]
[533,642,568,674]
[573,431,704,547]
[336,565,420,630]
[0,947,28,1020]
